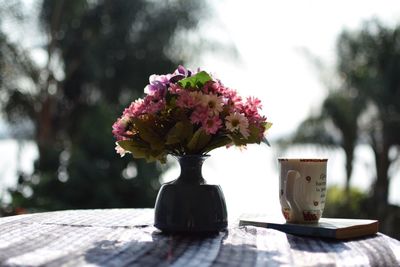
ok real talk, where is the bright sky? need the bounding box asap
[177,0,400,217]
[199,0,400,138]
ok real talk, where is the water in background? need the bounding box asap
[162,144,400,220]
[1,139,399,217]
[0,139,38,203]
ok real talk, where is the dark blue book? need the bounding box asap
[239,215,379,239]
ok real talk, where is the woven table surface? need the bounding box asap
[0,209,399,266]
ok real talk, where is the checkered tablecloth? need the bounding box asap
[0,209,399,266]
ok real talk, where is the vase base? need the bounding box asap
[154,221,228,234]
[154,183,228,233]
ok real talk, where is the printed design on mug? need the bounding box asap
[282,208,290,220]
[299,159,328,162]
[306,176,311,183]
[320,173,326,180]
[302,210,320,222]
[313,201,319,206]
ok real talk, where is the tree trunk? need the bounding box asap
[372,141,390,218]
[343,140,355,202]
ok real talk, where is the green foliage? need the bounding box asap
[202,136,231,154]
[187,128,212,153]
[337,20,400,205]
[134,118,164,151]
[178,71,212,89]
[0,0,209,212]
[324,185,400,240]
[283,19,400,210]
[166,121,193,145]
[114,66,271,163]
[277,19,400,238]
[324,186,369,219]
[118,140,149,159]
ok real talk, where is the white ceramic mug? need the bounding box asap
[278,158,327,223]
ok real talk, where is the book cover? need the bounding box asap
[239,214,379,239]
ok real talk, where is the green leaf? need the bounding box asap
[118,140,150,159]
[247,124,263,144]
[166,120,193,145]
[203,137,232,153]
[165,124,181,145]
[177,71,212,89]
[182,122,194,142]
[229,133,248,146]
[264,122,273,131]
[118,140,167,163]
[187,128,212,152]
[165,91,177,106]
[262,137,271,146]
[134,119,164,150]
[149,150,166,163]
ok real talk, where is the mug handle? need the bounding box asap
[284,170,302,221]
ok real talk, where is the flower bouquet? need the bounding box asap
[112,66,271,163]
[112,66,271,233]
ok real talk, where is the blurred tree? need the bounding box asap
[337,20,400,209]
[324,186,369,219]
[0,0,211,211]
[285,20,400,235]
[287,20,400,205]
[286,89,364,197]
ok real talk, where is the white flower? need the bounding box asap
[189,91,203,103]
[200,94,223,116]
[115,143,129,157]
[225,112,250,138]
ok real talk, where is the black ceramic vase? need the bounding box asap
[154,155,228,233]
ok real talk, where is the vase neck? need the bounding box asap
[176,155,208,185]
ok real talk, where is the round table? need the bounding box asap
[0,209,399,266]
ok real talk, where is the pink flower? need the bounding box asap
[243,96,262,117]
[112,116,133,140]
[246,96,262,109]
[112,66,271,160]
[123,99,145,117]
[145,99,165,114]
[176,91,195,108]
[212,81,228,94]
[225,112,250,138]
[140,94,165,114]
[190,106,208,124]
[219,87,243,112]
[250,116,268,138]
[203,81,220,94]
[111,122,123,140]
[202,116,222,135]
[168,83,182,94]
